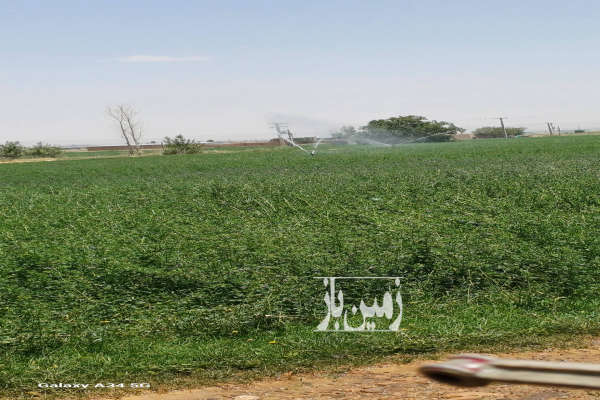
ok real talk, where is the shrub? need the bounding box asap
[26,142,63,158]
[0,141,24,158]
[162,135,203,155]
[473,126,526,139]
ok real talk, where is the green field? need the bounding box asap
[60,149,162,159]
[2,136,600,398]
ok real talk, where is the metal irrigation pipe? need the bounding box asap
[419,354,600,389]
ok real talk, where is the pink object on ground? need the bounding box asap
[419,354,600,389]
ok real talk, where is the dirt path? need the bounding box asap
[0,158,57,164]
[97,340,600,400]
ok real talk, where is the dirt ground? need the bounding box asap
[0,158,57,164]
[88,338,600,400]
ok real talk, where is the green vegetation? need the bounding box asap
[0,141,62,159]
[59,149,163,159]
[364,115,464,142]
[162,134,203,155]
[332,115,464,143]
[25,142,63,158]
[0,141,25,158]
[473,126,527,139]
[2,136,600,397]
[61,149,128,158]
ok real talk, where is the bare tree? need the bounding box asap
[106,104,143,155]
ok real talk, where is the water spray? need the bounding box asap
[348,137,392,147]
[272,123,320,156]
[313,137,323,151]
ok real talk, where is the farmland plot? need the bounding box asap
[1,136,600,398]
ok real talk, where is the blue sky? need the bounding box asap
[2,0,599,145]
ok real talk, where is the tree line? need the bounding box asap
[332,115,526,143]
[1,111,526,161]
[0,142,63,159]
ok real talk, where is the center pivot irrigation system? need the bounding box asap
[271,123,323,156]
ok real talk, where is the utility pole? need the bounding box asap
[496,117,508,139]
[557,124,561,136]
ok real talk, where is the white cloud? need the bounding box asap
[117,55,210,63]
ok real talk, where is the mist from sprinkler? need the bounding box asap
[280,135,311,154]
[271,123,425,156]
[272,123,324,156]
[347,137,392,147]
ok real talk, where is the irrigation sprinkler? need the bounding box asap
[271,123,321,156]
[310,137,324,156]
[280,134,311,155]
[313,137,323,149]
[419,354,600,389]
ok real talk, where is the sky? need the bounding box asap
[1,0,600,145]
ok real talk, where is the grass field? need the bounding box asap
[2,136,600,398]
[60,149,162,159]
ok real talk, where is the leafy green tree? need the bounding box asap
[473,126,526,139]
[162,134,203,155]
[0,141,24,158]
[362,115,464,143]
